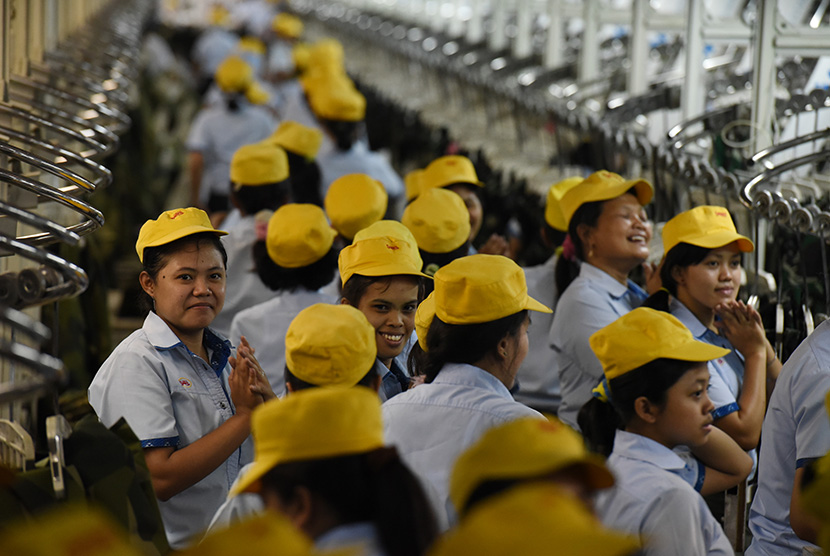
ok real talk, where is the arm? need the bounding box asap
[692,426,753,496]
[791,466,821,543]
[188,151,205,208]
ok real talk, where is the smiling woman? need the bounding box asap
[88,207,275,549]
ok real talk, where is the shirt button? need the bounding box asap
[219,402,226,409]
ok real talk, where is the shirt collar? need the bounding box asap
[613,429,688,471]
[432,362,513,399]
[315,522,380,552]
[669,297,708,339]
[579,263,630,299]
[143,311,231,373]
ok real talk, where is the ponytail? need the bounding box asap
[640,288,671,312]
[578,397,623,457]
[555,200,604,295]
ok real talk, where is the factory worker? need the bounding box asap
[89,207,274,549]
[267,13,304,80]
[190,7,240,94]
[383,254,552,528]
[548,170,656,430]
[211,142,292,337]
[265,120,324,206]
[325,173,389,244]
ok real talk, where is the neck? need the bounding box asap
[472,354,514,390]
[379,356,392,370]
[586,258,634,286]
[624,421,674,450]
[676,291,716,331]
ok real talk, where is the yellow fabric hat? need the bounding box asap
[402,187,471,255]
[272,13,304,39]
[590,307,731,381]
[338,220,430,285]
[245,81,271,105]
[266,204,336,268]
[354,219,418,243]
[215,55,254,93]
[238,36,267,55]
[310,86,366,122]
[559,170,653,229]
[662,205,754,256]
[324,173,388,240]
[267,120,323,160]
[286,303,377,386]
[309,38,344,69]
[210,5,231,27]
[421,155,484,190]
[405,169,424,201]
[135,207,227,263]
[292,42,311,73]
[433,254,551,325]
[178,513,313,556]
[231,387,384,495]
[230,143,289,187]
[415,292,435,351]
[428,484,640,556]
[450,416,614,515]
[545,176,585,231]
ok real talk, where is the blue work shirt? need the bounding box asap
[377,356,410,402]
[88,311,253,549]
[549,263,646,429]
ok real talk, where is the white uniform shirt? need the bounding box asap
[746,318,830,556]
[549,263,647,429]
[382,363,544,529]
[316,523,385,556]
[515,254,560,413]
[597,430,734,556]
[228,288,332,396]
[186,102,276,205]
[191,27,239,81]
[318,142,405,210]
[88,311,253,549]
[211,215,275,338]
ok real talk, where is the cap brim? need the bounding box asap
[229,457,277,496]
[669,338,731,363]
[682,231,755,253]
[624,179,654,206]
[524,294,552,314]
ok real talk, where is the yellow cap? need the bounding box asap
[545,176,585,231]
[405,169,424,201]
[238,36,267,55]
[415,292,435,351]
[338,220,430,285]
[309,38,344,69]
[662,205,754,256]
[266,204,336,268]
[310,86,366,122]
[177,513,313,556]
[428,484,640,556]
[433,254,551,325]
[450,417,614,515]
[267,120,323,160]
[230,143,289,187]
[215,55,254,93]
[559,170,653,229]
[286,303,377,386]
[244,81,271,105]
[590,307,731,381]
[421,155,484,191]
[292,42,311,73]
[231,387,384,495]
[272,13,304,39]
[136,207,227,263]
[209,5,231,27]
[402,187,471,254]
[324,174,388,240]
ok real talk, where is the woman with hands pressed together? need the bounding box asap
[88,207,274,549]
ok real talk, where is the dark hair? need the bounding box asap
[285,151,323,206]
[423,311,528,383]
[252,243,338,292]
[462,478,519,517]
[554,200,604,296]
[284,365,378,391]
[406,341,428,378]
[578,358,698,457]
[259,449,438,556]
[225,92,243,112]
[641,243,717,313]
[340,274,427,307]
[229,179,292,215]
[139,233,228,312]
[419,242,470,296]
[320,119,359,151]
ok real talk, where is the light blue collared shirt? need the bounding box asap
[88,311,253,549]
[549,263,646,429]
[746,318,830,556]
[317,142,405,211]
[316,522,385,556]
[382,363,544,530]
[597,430,734,556]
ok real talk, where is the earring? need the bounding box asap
[588,245,595,259]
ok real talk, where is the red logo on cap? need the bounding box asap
[715,211,728,217]
[179,378,192,388]
[170,210,185,219]
[386,244,400,251]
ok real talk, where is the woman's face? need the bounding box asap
[651,364,715,449]
[582,193,651,272]
[673,243,742,312]
[446,184,483,242]
[354,277,419,367]
[140,241,226,340]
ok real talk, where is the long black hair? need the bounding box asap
[641,243,712,312]
[554,200,604,296]
[285,151,323,206]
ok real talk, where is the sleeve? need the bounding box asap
[185,111,211,152]
[88,345,179,447]
[707,361,740,420]
[672,446,706,492]
[205,463,266,534]
[793,353,830,467]
[640,488,709,556]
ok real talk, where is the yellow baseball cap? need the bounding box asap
[403,187,470,254]
[421,155,484,191]
[238,36,267,56]
[292,43,311,73]
[266,121,323,161]
[662,205,754,256]
[590,307,731,381]
[310,86,366,122]
[230,143,289,188]
[177,514,313,556]
[428,484,640,556]
[338,220,430,285]
[433,254,551,325]
[215,55,254,93]
[545,176,585,231]
[244,81,271,105]
[415,292,435,351]
[559,170,653,229]
[324,174,388,240]
[404,168,424,201]
[285,303,377,387]
[266,204,336,268]
[272,13,304,39]
[136,207,227,263]
[309,38,344,69]
[450,416,614,516]
[231,387,384,495]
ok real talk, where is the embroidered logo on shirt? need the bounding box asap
[178,378,193,388]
